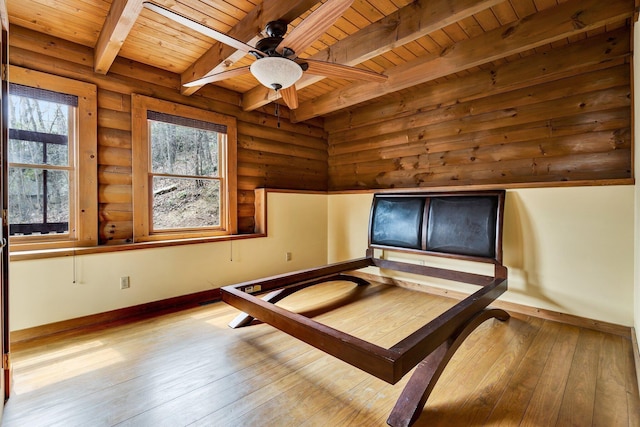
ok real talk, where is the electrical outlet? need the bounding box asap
[285,252,292,261]
[120,276,130,289]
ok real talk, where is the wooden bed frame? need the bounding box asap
[221,190,509,427]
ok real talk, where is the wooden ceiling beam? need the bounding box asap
[242,0,503,112]
[291,0,634,123]
[180,0,322,96]
[94,0,144,75]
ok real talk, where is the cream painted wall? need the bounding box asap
[10,186,637,331]
[328,187,635,326]
[9,192,328,331]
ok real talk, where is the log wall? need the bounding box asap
[8,25,327,244]
[8,24,634,243]
[325,28,633,190]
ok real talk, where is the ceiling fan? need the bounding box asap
[142,0,387,109]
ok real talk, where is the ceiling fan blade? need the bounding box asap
[143,2,256,54]
[304,59,387,82]
[277,0,354,56]
[184,66,252,87]
[280,85,299,109]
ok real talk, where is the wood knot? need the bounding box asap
[440,45,452,57]
[571,11,586,29]
[502,26,515,38]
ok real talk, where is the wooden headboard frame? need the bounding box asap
[221,190,509,427]
[364,190,507,285]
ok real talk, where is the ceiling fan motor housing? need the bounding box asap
[255,37,284,56]
[254,20,295,58]
[264,20,288,38]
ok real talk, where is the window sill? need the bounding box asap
[9,232,267,261]
[11,188,270,261]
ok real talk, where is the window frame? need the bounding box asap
[8,66,98,251]
[131,94,237,242]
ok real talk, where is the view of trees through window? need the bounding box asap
[149,118,222,230]
[8,89,72,236]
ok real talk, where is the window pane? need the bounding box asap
[9,135,69,166]
[149,121,219,177]
[10,95,70,136]
[8,168,69,235]
[152,177,220,230]
[9,92,71,167]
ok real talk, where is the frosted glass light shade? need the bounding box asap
[250,57,303,90]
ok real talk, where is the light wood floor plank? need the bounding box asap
[117,332,323,425]
[593,333,633,426]
[479,318,560,426]
[555,328,603,426]
[520,322,581,426]
[622,337,640,427]
[2,281,638,427]
[437,316,544,426]
[417,316,534,426]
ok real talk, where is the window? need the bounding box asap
[8,66,97,250]
[132,95,237,241]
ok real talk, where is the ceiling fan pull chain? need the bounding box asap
[274,95,280,128]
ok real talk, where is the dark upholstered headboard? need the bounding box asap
[368,190,505,264]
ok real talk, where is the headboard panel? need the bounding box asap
[369,190,505,264]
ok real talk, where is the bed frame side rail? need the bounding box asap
[221,257,507,385]
[222,283,399,383]
[229,258,373,295]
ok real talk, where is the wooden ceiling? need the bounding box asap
[6,0,634,122]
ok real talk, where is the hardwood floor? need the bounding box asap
[2,280,639,426]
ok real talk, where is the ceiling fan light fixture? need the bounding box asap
[250,57,303,91]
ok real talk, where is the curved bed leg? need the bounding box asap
[387,308,510,427]
[228,288,293,328]
[228,274,370,328]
